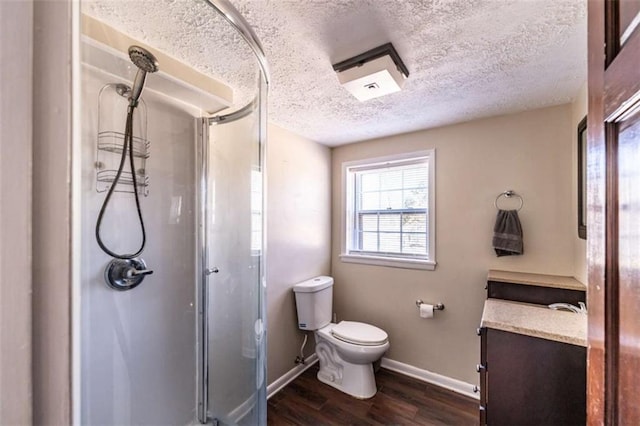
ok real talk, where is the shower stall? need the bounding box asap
[76,1,268,424]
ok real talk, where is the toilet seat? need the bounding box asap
[331,321,388,346]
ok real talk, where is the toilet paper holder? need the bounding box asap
[415,300,445,311]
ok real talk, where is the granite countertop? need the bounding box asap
[488,270,586,291]
[481,299,587,347]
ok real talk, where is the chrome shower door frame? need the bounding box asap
[196,117,210,424]
[196,88,268,425]
[196,0,269,423]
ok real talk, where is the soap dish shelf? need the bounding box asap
[96,170,150,196]
[97,131,150,159]
[95,83,150,196]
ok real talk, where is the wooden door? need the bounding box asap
[588,1,640,424]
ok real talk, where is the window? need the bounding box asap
[341,150,436,270]
[251,167,262,253]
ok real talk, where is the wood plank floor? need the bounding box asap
[267,364,478,425]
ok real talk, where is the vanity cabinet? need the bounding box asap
[478,327,586,426]
[478,270,587,426]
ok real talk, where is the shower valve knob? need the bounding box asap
[104,258,151,291]
[126,267,154,277]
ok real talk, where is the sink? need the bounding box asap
[548,302,587,314]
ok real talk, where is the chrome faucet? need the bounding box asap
[548,302,587,314]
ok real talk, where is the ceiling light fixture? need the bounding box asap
[332,43,409,102]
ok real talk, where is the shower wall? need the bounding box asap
[80,66,197,425]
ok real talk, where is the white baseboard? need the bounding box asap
[267,353,318,399]
[380,357,479,400]
[266,354,478,401]
[228,393,256,425]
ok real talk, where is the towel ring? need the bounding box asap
[494,190,523,211]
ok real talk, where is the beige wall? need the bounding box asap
[266,124,332,385]
[571,83,588,284]
[0,1,33,424]
[331,104,574,385]
[1,2,74,423]
[32,1,73,423]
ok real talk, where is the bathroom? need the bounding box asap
[4,0,639,425]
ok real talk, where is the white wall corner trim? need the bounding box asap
[267,353,319,399]
[381,358,479,400]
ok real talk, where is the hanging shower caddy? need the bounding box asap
[95,83,150,196]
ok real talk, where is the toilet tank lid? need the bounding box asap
[293,276,333,293]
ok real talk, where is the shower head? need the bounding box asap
[129,46,159,73]
[127,45,159,107]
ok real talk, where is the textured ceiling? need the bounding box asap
[84,0,587,146]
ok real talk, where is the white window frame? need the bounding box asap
[340,150,436,270]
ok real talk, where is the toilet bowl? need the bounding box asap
[314,321,389,399]
[293,276,390,399]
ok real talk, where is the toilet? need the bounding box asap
[293,276,389,399]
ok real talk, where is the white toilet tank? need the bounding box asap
[293,276,333,330]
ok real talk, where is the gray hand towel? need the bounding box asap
[492,209,523,257]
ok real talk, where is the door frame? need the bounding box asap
[587,1,640,423]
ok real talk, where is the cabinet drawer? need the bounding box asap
[487,281,585,305]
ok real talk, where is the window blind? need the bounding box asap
[351,160,429,258]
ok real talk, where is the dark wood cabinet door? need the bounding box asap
[479,326,487,425]
[588,1,640,424]
[485,329,586,426]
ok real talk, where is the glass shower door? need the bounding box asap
[198,95,266,425]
